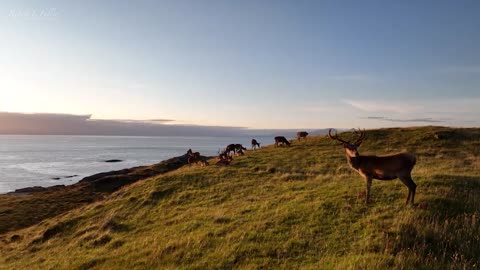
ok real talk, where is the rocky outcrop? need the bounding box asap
[7,152,200,195]
[11,185,65,194]
[104,159,123,163]
[79,153,192,193]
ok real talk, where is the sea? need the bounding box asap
[0,135,273,194]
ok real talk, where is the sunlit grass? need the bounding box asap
[0,126,479,269]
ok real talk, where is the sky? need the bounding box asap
[1,0,479,131]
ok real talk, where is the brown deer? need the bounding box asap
[297,131,309,141]
[187,149,206,166]
[225,144,246,156]
[328,129,417,205]
[216,150,232,166]
[225,144,236,156]
[251,139,261,150]
[187,149,200,158]
[235,148,245,156]
[235,144,247,153]
[274,136,291,147]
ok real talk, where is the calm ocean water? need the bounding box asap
[0,135,273,193]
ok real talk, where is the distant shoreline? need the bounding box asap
[2,152,196,196]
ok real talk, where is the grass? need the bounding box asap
[0,155,190,234]
[0,126,479,269]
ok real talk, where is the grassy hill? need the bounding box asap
[1,126,479,269]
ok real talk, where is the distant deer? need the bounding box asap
[216,150,232,166]
[251,139,261,150]
[328,129,417,205]
[235,144,246,153]
[236,148,246,156]
[274,136,291,147]
[225,144,246,156]
[225,144,236,156]
[187,149,207,166]
[187,149,200,158]
[297,131,309,141]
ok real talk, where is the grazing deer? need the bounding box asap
[274,136,291,147]
[328,129,417,205]
[187,149,205,166]
[225,144,236,156]
[187,149,200,158]
[235,148,245,156]
[235,144,246,153]
[297,131,309,141]
[225,144,247,156]
[219,150,232,161]
[216,150,232,166]
[251,139,261,150]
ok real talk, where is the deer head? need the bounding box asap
[328,128,366,158]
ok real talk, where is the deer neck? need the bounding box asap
[346,154,362,171]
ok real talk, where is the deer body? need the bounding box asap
[187,149,207,166]
[251,139,260,150]
[329,129,417,205]
[274,136,290,147]
[346,153,416,181]
[297,131,308,141]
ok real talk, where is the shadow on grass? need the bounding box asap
[30,217,82,245]
[142,187,175,205]
[390,173,480,266]
[421,174,480,218]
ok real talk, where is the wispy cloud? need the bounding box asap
[341,97,480,127]
[363,116,446,123]
[343,98,480,115]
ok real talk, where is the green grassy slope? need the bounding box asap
[1,126,479,269]
[0,154,192,234]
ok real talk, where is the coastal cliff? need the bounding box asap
[0,152,211,234]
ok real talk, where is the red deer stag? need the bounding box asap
[297,131,309,141]
[274,136,291,147]
[251,139,261,150]
[328,129,417,205]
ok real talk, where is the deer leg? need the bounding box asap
[399,176,417,205]
[409,177,417,205]
[365,177,372,204]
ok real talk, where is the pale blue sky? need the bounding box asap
[1,0,479,129]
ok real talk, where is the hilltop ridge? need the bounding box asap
[1,126,479,269]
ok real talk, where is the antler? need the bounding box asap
[328,128,350,144]
[353,128,366,145]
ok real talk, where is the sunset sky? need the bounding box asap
[1,1,479,130]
